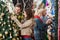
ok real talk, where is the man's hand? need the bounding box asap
[11,15,17,20]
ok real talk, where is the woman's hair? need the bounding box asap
[25,8,34,20]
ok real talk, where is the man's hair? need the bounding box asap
[15,3,22,12]
[15,3,22,9]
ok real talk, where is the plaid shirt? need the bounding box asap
[11,12,24,37]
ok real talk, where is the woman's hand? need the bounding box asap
[46,19,52,24]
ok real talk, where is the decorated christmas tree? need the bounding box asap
[0,1,20,40]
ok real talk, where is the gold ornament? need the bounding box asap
[17,38,19,40]
[12,38,16,40]
[9,28,12,30]
[3,35,5,39]
[15,34,18,36]
[5,31,8,35]
[14,29,17,33]
[8,25,10,27]
[0,34,2,37]
[13,24,16,27]
[1,24,3,26]
[11,21,13,23]
[3,22,6,25]
[13,27,15,29]
[10,33,12,38]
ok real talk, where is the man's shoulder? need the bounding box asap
[34,18,39,20]
[34,18,40,23]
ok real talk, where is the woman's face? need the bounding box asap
[23,11,27,18]
[42,9,46,16]
[42,11,46,16]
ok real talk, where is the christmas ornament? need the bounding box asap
[12,24,16,27]
[15,34,18,36]
[9,28,12,30]
[11,21,13,23]
[12,38,16,40]
[3,35,5,39]
[14,29,17,33]
[5,31,8,35]
[17,38,19,40]
[8,25,10,27]
[2,28,5,31]
[1,24,3,26]
[0,33,2,38]
[3,22,6,25]
[10,33,12,38]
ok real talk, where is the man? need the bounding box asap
[11,3,23,40]
[33,9,47,40]
[40,9,50,40]
[14,3,23,22]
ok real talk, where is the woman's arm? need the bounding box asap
[12,17,33,29]
[47,29,52,36]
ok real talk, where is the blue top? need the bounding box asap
[34,18,46,30]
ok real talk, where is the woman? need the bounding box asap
[11,8,35,40]
[33,9,49,40]
[47,19,54,40]
[33,10,44,40]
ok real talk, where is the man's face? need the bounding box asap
[14,7,21,14]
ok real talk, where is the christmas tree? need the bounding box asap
[0,1,20,40]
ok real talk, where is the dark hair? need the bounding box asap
[15,3,22,9]
[32,10,35,15]
[15,3,22,8]
[25,8,33,20]
[32,10,35,14]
